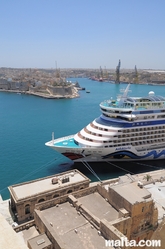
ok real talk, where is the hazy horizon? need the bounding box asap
[1,0,165,70]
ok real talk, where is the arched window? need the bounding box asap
[67,189,72,194]
[38,198,45,203]
[53,194,59,198]
[25,204,30,214]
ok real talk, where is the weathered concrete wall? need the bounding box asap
[100,219,128,249]
[74,200,100,228]
[108,187,132,214]
[111,216,132,239]
[72,185,97,199]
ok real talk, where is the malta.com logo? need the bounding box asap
[105,238,161,247]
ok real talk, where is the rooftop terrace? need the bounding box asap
[36,201,113,249]
[9,169,89,201]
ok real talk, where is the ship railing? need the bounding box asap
[52,134,75,142]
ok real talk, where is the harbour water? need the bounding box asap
[1,78,165,200]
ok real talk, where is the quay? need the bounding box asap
[0,168,165,249]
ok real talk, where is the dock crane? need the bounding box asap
[115,60,121,84]
[134,65,138,84]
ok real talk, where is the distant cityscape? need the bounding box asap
[0,67,165,98]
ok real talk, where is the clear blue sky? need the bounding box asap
[0,0,165,69]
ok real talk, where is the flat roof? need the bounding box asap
[37,202,113,249]
[27,233,52,249]
[144,182,165,220]
[9,170,89,201]
[110,181,152,204]
[78,192,119,221]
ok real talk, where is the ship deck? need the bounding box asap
[55,137,80,148]
[46,135,81,148]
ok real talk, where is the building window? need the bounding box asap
[67,189,72,194]
[53,194,59,198]
[25,204,30,214]
[38,198,45,203]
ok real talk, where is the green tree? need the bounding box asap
[143,174,152,182]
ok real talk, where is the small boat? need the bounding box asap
[86,90,90,93]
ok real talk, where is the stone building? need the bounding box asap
[8,170,162,249]
[0,78,29,91]
[8,170,90,223]
[0,78,10,90]
[100,174,158,242]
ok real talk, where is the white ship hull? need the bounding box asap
[45,136,165,162]
[46,84,165,163]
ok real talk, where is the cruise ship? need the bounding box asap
[45,84,165,162]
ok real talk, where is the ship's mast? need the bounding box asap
[118,83,131,106]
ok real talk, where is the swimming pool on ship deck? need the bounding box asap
[55,138,79,148]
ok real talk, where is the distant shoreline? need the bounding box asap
[0,89,79,99]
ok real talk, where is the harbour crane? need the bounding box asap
[115,59,121,84]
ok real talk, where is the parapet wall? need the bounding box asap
[35,194,68,211]
[100,219,128,249]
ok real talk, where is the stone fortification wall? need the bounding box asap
[47,85,73,96]
[29,86,38,93]
[29,85,47,93]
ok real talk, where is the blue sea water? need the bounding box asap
[1,78,165,199]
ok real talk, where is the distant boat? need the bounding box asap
[86,90,90,93]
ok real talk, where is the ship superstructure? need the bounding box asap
[45,84,165,162]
